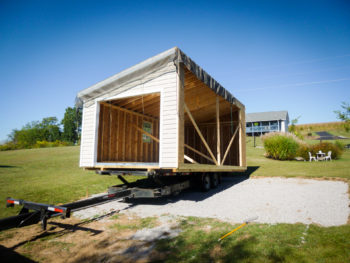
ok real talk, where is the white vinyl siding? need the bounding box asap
[159,75,178,167]
[80,103,97,167]
[79,65,179,168]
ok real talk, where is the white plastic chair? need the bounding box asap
[325,151,332,161]
[308,152,317,162]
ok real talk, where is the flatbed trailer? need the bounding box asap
[0,172,219,231]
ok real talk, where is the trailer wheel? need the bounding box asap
[201,173,211,191]
[210,173,219,188]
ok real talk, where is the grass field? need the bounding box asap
[153,217,350,263]
[245,136,350,179]
[0,129,349,262]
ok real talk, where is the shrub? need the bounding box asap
[296,143,310,160]
[262,132,300,160]
[297,142,343,160]
[312,142,343,159]
[33,140,73,148]
[335,140,345,150]
[0,142,18,151]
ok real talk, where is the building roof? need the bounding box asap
[76,47,244,109]
[246,111,289,122]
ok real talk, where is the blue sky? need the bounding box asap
[0,0,349,142]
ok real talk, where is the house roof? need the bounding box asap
[76,47,243,109]
[246,111,289,122]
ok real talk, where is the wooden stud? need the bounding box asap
[127,114,132,161]
[108,103,112,161]
[122,112,126,160]
[150,119,154,162]
[239,108,247,167]
[184,103,218,165]
[100,101,158,121]
[131,115,136,161]
[140,118,144,162]
[132,124,159,143]
[216,96,221,165]
[116,109,120,161]
[184,155,197,164]
[184,144,215,164]
[221,124,240,165]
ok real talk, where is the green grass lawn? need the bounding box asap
[245,137,350,179]
[153,217,350,263]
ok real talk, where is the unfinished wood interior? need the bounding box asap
[183,68,241,166]
[97,93,160,163]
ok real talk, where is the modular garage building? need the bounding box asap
[76,47,246,173]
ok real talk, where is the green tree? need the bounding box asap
[61,107,82,143]
[9,117,61,148]
[288,116,300,133]
[289,116,303,139]
[334,102,350,131]
[40,117,61,142]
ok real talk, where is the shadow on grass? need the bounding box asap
[0,165,18,168]
[0,244,37,263]
[9,211,118,250]
[152,234,260,263]
[151,230,299,263]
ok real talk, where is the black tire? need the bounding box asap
[210,173,219,188]
[201,173,211,191]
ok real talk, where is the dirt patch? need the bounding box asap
[210,244,223,258]
[0,212,174,263]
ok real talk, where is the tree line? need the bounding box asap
[1,107,82,150]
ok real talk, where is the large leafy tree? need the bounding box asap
[41,117,61,142]
[61,107,82,143]
[9,117,61,148]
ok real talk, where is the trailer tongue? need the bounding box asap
[0,174,192,231]
[2,187,131,231]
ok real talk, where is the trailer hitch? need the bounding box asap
[6,198,71,230]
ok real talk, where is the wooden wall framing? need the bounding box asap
[97,94,160,163]
[181,67,244,168]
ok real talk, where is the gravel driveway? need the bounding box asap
[75,176,349,227]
